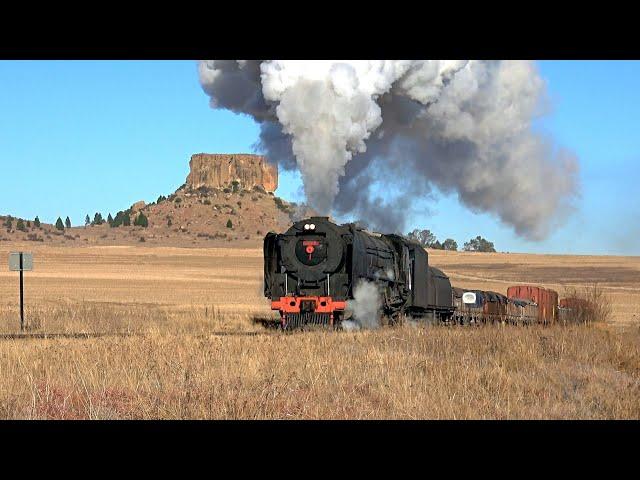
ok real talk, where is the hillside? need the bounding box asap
[0,186,309,248]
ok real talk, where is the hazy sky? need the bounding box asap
[0,60,638,255]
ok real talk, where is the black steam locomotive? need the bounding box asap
[263,217,454,329]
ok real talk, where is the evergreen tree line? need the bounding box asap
[83,210,148,228]
[4,211,149,232]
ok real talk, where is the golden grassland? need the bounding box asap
[0,243,638,419]
[0,320,637,419]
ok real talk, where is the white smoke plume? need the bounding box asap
[199,60,579,240]
[343,279,382,330]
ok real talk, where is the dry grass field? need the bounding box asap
[0,242,638,419]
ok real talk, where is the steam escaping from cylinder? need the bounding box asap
[199,60,579,240]
[344,279,382,330]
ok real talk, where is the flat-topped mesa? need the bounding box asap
[186,153,278,193]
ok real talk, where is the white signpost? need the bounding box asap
[9,252,33,330]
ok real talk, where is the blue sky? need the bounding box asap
[0,60,638,255]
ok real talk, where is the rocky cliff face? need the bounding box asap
[186,153,278,192]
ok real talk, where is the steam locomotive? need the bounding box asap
[263,217,454,329]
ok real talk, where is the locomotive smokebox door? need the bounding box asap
[295,237,326,266]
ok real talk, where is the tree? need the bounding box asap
[107,213,114,226]
[85,215,91,227]
[55,217,65,231]
[111,211,130,227]
[442,238,458,251]
[65,216,71,228]
[226,219,233,229]
[134,212,148,228]
[463,236,496,253]
[93,212,104,226]
[34,216,41,228]
[431,240,443,250]
[407,228,437,248]
[167,218,172,227]
[16,218,26,232]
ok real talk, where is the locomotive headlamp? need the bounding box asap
[310,224,316,230]
[304,224,310,230]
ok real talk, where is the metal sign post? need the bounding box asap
[9,252,33,331]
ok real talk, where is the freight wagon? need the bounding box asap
[507,285,559,324]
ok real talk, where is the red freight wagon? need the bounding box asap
[507,285,558,324]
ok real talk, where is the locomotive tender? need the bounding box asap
[264,217,571,329]
[263,217,454,329]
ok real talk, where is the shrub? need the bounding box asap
[139,236,146,242]
[274,197,291,213]
[34,216,41,228]
[561,284,612,324]
[226,219,233,229]
[174,197,182,204]
[231,180,240,193]
[16,219,26,232]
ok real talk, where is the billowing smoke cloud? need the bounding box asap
[343,280,382,330]
[199,60,579,240]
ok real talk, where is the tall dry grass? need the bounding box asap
[0,302,265,335]
[0,305,637,419]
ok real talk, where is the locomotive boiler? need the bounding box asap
[263,217,454,329]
